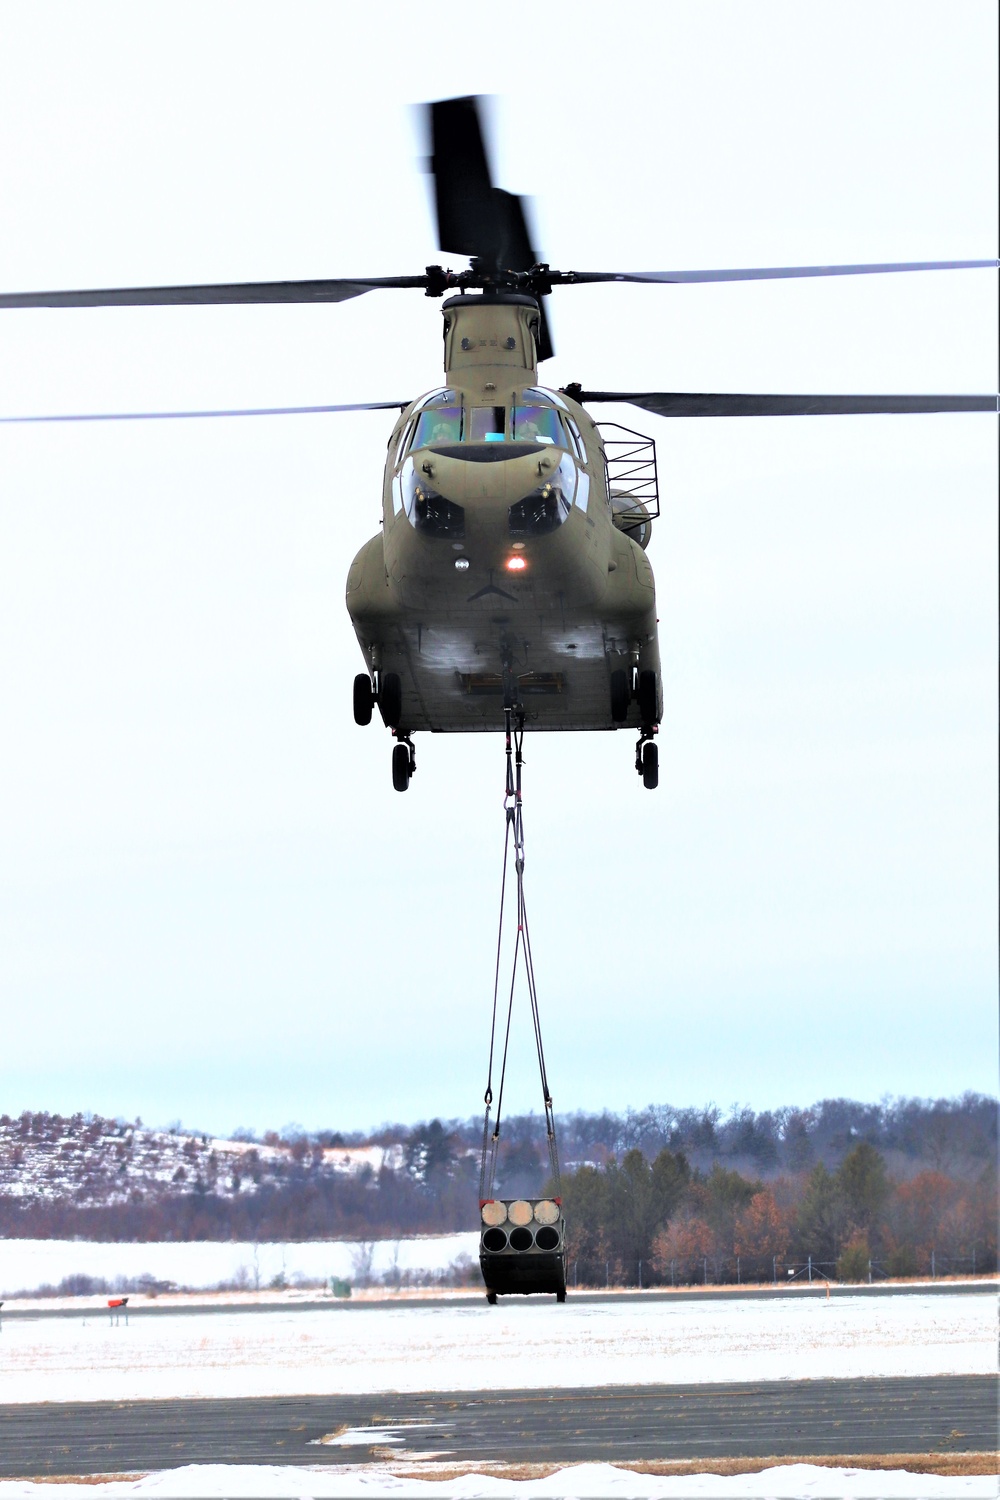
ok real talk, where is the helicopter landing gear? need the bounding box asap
[610,668,629,722]
[636,669,658,725]
[392,733,416,792]
[486,1290,498,1306]
[354,667,401,728]
[353,674,374,726]
[379,671,403,729]
[636,728,659,790]
[611,666,657,725]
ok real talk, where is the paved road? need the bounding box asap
[1,1377,995,1476]
[1,1281,991,1323]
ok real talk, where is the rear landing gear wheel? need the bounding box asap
[379,671,403,729]
[610,668,629,722]
[353,674,374,726]
[556,1290,567,1303]
[486,1290,497,1306]
[637,669,658,725]
[641,740,658,790]
[392,742,411,792]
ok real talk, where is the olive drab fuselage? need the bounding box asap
[346,293,662,734]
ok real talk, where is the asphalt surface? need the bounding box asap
[0,1280,991,1322]
[1,1377,995,1476]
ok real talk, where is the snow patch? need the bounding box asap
[0,1461,996,1498]
[0,1234,478,1296]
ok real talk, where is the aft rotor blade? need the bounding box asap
[572,391,999,417]
[0,400,409,424]
[430,95,497,259]
[563,259,999,287]
[0,277,426,310]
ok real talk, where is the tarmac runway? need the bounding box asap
[1,1376,995,1477]
[0,1280,988,1323]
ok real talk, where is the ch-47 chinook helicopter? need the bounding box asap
[1,96,996,793]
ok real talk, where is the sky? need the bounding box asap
[0,2,996,1138]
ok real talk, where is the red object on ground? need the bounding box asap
[107,1297,128,1308]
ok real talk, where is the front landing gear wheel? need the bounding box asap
[556,1290,567,1303]
[641,740,659,790]
[486,1290,498,1306]
[353,674,374,726]
[392,743,411,792]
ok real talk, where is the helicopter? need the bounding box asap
[1,96,995,795]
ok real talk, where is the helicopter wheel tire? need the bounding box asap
[486,1290,498,1306]
[641,740,659,791]
[379,671,403,728]
[637,669,658,725]
[609,669,629,722]
[556,1290,567,1303]
[392,742,411,792]
[353,674,374,726]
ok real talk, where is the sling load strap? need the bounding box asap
[479,708,561,1202]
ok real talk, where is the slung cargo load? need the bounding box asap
[479,1198,566,1303]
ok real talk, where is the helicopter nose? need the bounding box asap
[417,444,560,504]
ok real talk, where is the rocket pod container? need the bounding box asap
[479,1197,566,1300]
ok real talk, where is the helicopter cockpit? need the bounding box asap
[393,388,591,540]
[402,387,586,458]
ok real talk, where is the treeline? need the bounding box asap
[452,1092,997,1182]
[558,1141,998,1286]
[0,1095,994,1252]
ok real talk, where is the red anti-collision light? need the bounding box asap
[505,556,527,571]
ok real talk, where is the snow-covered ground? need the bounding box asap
[0,1462,995,1498]
[0,1291,992,1404]
[0,1235,478,1294]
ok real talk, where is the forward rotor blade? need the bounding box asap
[491,188,538,273]
[430,96,497,259]
[0,400,409,424]
[564,259,999,287]
[572,391,999,417]
[0,277,426,310]
[428,96,541,276]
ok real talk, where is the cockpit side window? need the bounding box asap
[568,419,588,464]
[393,417,416,466]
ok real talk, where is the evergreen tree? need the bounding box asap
[794,1162,845,1261]
[836,1142,890,1248]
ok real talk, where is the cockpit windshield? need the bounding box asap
[468,406,506,441]
[511,404,565,444]
[403,386,583,459]
[410,390,463,448]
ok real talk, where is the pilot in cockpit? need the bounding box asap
[428,417,459,443]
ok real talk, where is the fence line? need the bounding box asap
[568,1249,992,1289]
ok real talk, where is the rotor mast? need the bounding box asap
[441,293,541,385]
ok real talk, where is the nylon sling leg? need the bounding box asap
[479,708,561,1202]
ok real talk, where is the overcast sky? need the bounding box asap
[0,2,996,1138]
